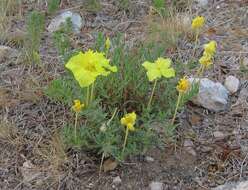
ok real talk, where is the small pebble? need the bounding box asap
[184,140,197,156]
[113,176,122,184]
[184,139,194,147]
[196,0,208,7]
[224,75,240,94]
[213,131,225,140]
[149,182,164,190]
[145,156,155,162]
[201,146,213,153]
[243,57,248,67]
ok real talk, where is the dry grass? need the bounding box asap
[0,120,24,147]
[145,8,192,49]
[35,131,68,173]
[0,0,21,43]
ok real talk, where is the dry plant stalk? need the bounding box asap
[145,8,192,48]
[35,132,68,174]
[0,0,21,41]
[0,120,24,147]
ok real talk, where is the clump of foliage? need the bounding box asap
[52,18,74,62]
[47,0,60,14]
[46,32,198,162]
[152,0,168,17]
[0,0,21,40]
[117,0,130,10]
[45,13,217,169]
[83,0,101,12]
[24,10,45,64]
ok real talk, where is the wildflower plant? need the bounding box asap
[197,40,217,76]
[24,10,45,64]
[105,37,111,55]
[52,18,74,62]
[121,112,136,154]
[72,100,84,138]
[46,31,200,166]
[191,16,205,48]
[65,50,117,105]
[47,0,60,14]
[171,77,191,125]
[142,57,175,109]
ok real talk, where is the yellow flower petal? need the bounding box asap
[121,112,137,131]
[204,40,217,56]
[72,99,84,112]
[176,77,190,93]
[142,61,156,70]
[105,37,111,50]
[161,68,175,78]
[65,52,84,73]
[156,58,171,68]
[65,50,117,87]
[192,16,205,30]
[147,68,161,81]
[142,58,175,81]
[127,123,135,131]
[121,117,127,126]
[199,54,213,67]
[74,69,98,87]
[129,112,136,121]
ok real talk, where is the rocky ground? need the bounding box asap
[0,0,248,189]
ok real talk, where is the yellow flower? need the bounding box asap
[121,112,136,131]
[176,77,190,93]
[199,54,213,67]
[191,16,205,30]
[65,50,117,87]
[142,57,175,82]
[72,99,84,112]
[105,37,111,51]
[204,40,217,56]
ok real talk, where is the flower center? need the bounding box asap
[85,62,97,72]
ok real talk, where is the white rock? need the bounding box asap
[243,57,248,67]
[224,76,240,94]
[190,78,229,112]
[213,131,225,140]
[47,11,84,33]
[196,0,208,7]
[184,139,194,147]
[213,180,248,190]
[113,176,122,184]
[145,156,155,162]
[149,182,164,190]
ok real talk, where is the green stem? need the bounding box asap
[199,65,206,77]
[74,113,78,139]
[107,108,118,126]
[171,92,182,125]
[99,152,105,175]
[195,31,199,45]
[193,31,199,55]
[86,86,90,106]
[196,64,203,77]
[122,127,129,154]
[90,82,94,102]
[147,79,157,110]
[196,64,206,78]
